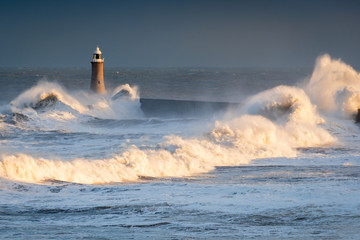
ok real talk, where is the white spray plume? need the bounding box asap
[8,81,143,129]
[10,81,88,113]
[305,54,360,118]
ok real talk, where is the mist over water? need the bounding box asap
[1,55,360,239]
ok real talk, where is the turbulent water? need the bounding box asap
[0,55,359,239]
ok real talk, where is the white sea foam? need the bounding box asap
[6,55,360,184]
[0,82,336,184]
[6,81,143,132]
[10,81,88,113]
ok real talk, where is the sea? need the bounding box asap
[0,54,359,239]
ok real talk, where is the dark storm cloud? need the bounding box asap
[0,0,359,68]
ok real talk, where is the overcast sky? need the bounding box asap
[0,0,359,68]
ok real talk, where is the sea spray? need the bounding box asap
[0,59,359,240]
[305,54,360,118]
[0,84,335,184]
[10,81,88,113]
[112,84,140,101]
[238,85,334,147]
[5,81,143,131]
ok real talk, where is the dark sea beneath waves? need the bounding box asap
[0,65,359,239]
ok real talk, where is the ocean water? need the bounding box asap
[0,55,359,239]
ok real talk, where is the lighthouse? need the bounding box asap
[90,46,106,94]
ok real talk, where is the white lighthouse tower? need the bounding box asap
[90,46,106,94]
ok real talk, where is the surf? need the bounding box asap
[1,54,359,184]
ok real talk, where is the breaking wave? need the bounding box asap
[0,83,336,184]
[305,54,360,118]
[4,81,143,130]
[1,111,333,184]
[242,85,324,124]
[10,81,87,113]
[3,54,358,184]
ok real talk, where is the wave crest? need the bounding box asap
[242,85,324,125]
[10,81,88,113]
[6,81,144,128]
[0,84,336,184]
[305,54,360,118]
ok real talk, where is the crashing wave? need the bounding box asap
[0,60,343,184]
[33,93,59,110]
[0,83,336,184]
[241,85,324,125]
[305,54,360,119]
[10,81,87,114]
[111,84,139,101]
[8,81,143,123]
[112,89,131,100]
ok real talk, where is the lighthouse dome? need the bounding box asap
[93,46,102,54]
